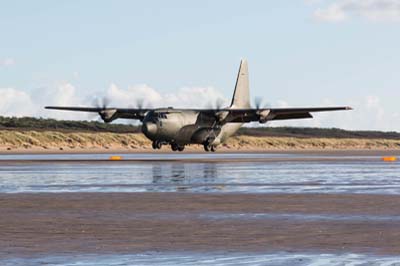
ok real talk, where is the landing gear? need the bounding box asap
[171,143,185,152]
[171,143,178,151]
[152,140,162,150]
[203,143,216,152]
[203,143,210,152]
[177,145,185,152]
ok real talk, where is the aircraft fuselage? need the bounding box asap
[142,109,242,150]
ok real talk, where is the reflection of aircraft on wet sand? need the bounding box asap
[46,60,351,152]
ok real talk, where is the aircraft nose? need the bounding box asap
[142,122,157,138]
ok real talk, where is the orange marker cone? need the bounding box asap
[382,156,397,162]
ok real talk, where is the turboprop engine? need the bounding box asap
[215,110,229,123]
[257,109,270,124]
[99,109,118,123]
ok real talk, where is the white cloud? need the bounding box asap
[0,83,86,120]
[312,0,400,22]
[105,84,228,109]
[276,100,290,108]
[270,95,399,132]
[0,88,36,116]
[305,0,323,5]
[0,58,16,67]
[314,3,347,22]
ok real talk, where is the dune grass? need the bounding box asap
[1,130,399,151]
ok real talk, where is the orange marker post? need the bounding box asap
[382,156,397,162]
[109,156,122,161]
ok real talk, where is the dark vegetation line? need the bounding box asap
[0,116,399,140]
[236,127,400,140]
[0,116,140,133]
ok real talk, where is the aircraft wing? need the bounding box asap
[45,106,105,112]
[45,105,351,124]
[45,106,150,121]
[217,106,352,123]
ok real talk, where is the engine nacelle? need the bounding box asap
[215,111,229,122]
[99,109,118,123]
[257,110,270,124]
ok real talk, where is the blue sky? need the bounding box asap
[1,0,400,131]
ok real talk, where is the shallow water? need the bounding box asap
[0,153,398,194]
[3,252,400,266]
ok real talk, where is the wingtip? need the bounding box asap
[345,106,353,110]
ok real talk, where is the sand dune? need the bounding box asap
[0,130,399,152]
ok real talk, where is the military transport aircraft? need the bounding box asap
[46,60,351,152]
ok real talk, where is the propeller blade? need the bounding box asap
[90,96,113,122]
[136,98,145,109]
[254,96,272,109]
[254,96,263,109]
[215,98,224,110]
[92,96,110,109]
[102,96,110,109]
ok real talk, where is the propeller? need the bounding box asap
[254,96,263,110]
[90,96,116,123]
[128,98,149,121]
[210,98,228,124]
[207,98,225,110]
[215,98,225,110]
[253,96,271,123]
[93,96,111,110]
[135,98,145,109]
[253,96,272,110]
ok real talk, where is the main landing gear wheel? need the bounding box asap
[177,145,185,152]
[152,140,162,150]
[171,143,185,152]
[203,143,216,152]
[203,143,210,152]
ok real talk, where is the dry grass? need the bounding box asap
[0,131,150,151]
[225,135,400,150]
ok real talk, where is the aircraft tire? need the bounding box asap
[171,144,178,151]
[177,145,185,152]
[210,146,216,152]
[203,144,210,152]
[156,141,162,149]
[152,141,157,150]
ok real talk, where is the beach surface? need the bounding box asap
[2,192,400,257]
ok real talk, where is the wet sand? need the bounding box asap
[2,193,400,257]
[0,149,399,164]
[1,149,400,155]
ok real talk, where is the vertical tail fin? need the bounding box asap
[230,59,251,109]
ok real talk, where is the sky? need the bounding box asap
[1,0,400,131]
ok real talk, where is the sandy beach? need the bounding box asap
[2,193,400,257]
[1,148,400,156]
